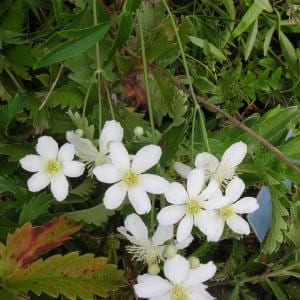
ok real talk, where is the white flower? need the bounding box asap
[66,120,123,169]
[20,136,85,201]
[134,254,216,300]
[93,142,168,214]
[157,169,220,242]
[199,177,259,241]
[118,214,192,264]
[174,142,247,187]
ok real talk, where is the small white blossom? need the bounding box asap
[175,141,247,187]
[93,142,168,214]
[134,126,144,137]
[118,214,192,265]
[199,177,259,241]
[157,169,221,242]
[20,136,85,201]
[66,120,123,170]
[134,254,216,300]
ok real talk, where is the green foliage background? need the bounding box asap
[0,0,299,299]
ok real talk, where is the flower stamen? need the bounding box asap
[123,171,140,187]
[46,159,61,175]
[186,199,202,216]
[219,205,234,220]
[171,285,188,300]
[126,244,164,264]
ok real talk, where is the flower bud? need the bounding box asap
[148,263,160,275]
[134,126,144,137]
[75,129,83,137]
[188,256,200,269]
[163,244,177,258]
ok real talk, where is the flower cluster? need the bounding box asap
[20,120,259,300]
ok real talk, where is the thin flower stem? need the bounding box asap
[104,81,115,120]
[93,0,102,134]
[136,10,155,142]
[39,63,64,110]
[82,79,94,118]
[197,106,211,153]
[162,0,210,153]
[4,68,24,93]
[191,107,197,160]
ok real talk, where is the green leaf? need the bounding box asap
[265,279,288,300]
[5,252,125,299]
[189,36,226,61]
[254,0,273,13]
[232,3,263,38]
[19,193,53,225]
[65,204,114,226]
[70,178,98,197]
[244,19,258,60]
[34,22,111,68]
[264,25,275,56]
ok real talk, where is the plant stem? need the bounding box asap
[191,106,197,159]
[197,106,211,153]
[82,79,94,118]
[104,81,115,120]
[4,68,24,93]
[136,10,155,142]
[93,0,102,134]
[162,0,210,153]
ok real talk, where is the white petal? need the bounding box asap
[174,162,192,179]
[183,261,216,286]
[63,161,85,177]
[221,141,247,168]
[124,213,149,243]
[103,182,127,209]
[226,214,250,235]
[36,136,59,159]
[99,120,123,154]
[187,169,205,198]
[128,186,151,215]
[141,174,168,195]
[157,205,186,225]
[117,226,139,245]
[152,225,173,246]
[176,216,194,243]
[93,164,122,183]
[109,142,130,171]
[58,143,74,162]
[197,179,219,201]
[131,145,162,173]
[175,235,193,250]
[165,182,188,205]
[50,174,69,201]
[195,153,219,174]
[164,255,190,284]
[232,197,259,214]
[134,275,171,298]
[195,210,224,242]
[190,286,215,300]
[27,172,50,192]
[20,155,43,172]
[151,294,171,300]
[203,196,231,210]
[225,177,245,203]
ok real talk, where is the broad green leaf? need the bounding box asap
[51,0,62,26]
[5,252,125,299]
[254,0,273,13]
[244,19,258,60]
[34,22,111,68]
[189,36,226,61]
[65,204,114,226]
[265,279,288,300]
[264,25,275,56]
[232,3,263,38]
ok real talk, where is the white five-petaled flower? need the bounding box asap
[199,177,259,242]
[134,254,216,300]
[66,120,123,170]
[157,169,220,242]
[93,142,168,214]
[118,214,193,265]
[20,136,85,201]
[174,141,247,187]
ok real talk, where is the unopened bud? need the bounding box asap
[75,129,83,137]
[134,126,144,137]
[188,256,200,268]
[148,263,160,275]
[164,244,177,258]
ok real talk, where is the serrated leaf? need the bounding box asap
[5,252,125,299]
[70,178,98,197]
[19,193,53,225]
[65,203,114,226]
[2,216,82,274]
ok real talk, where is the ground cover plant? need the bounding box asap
[0,0,299,299]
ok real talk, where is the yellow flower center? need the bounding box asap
[123,171,140,187]
[219,205,234,220]
[45,159,61,175]
[186,199,202,216]
[171,285,187,300]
